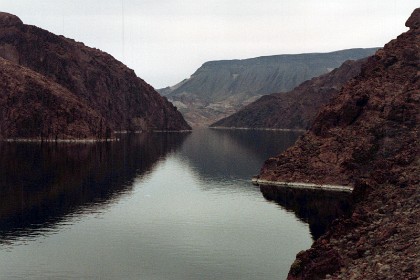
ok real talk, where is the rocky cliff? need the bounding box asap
[211,58,368,130]
[0,12,190,140]
[159,48,377,127]
[256,8,419,279]
[0,57,109,139]
[258,14,419,186]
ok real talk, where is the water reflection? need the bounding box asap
[260,185,353,240]
[179,129,352,241]
[0,129,317,279]
[178,129,302,187]
[0,128,348,246]
[0,133,188,243]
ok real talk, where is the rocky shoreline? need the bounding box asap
[288,181,419,280]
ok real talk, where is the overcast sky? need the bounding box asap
[1,1,418,88]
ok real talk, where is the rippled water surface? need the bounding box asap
[0,129,319,279]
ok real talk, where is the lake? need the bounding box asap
[0,129,351,279]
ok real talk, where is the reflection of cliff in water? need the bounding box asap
[0,133,188,242]
[178,129,302,185]
[260,185,353,240]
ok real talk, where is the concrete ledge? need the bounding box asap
[252,178,353,193]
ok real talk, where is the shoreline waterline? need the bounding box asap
[252,177,354,193]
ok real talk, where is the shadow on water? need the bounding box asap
[0,132,188,243]
[260,185,353,240]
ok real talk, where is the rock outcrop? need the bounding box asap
[211,58,368,130]
[255,8,419,279]
[0,12,190,140]
[159,48,378,127]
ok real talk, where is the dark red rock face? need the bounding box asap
[256,8,420,280]
[211,58,368,130]
[0,13,190,140]
[0,57,109,140]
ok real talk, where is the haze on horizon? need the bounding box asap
[1,0,418,88]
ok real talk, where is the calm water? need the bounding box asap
[0,129,349,279]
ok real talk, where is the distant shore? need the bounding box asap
[210,126,306,132]
[1,130,193,143]
[2,138,119,143]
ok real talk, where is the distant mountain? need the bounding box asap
[211,58,368,130]
[159,48,378,127]
[0,12,190,140]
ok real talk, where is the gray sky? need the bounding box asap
[1,1,418,88]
